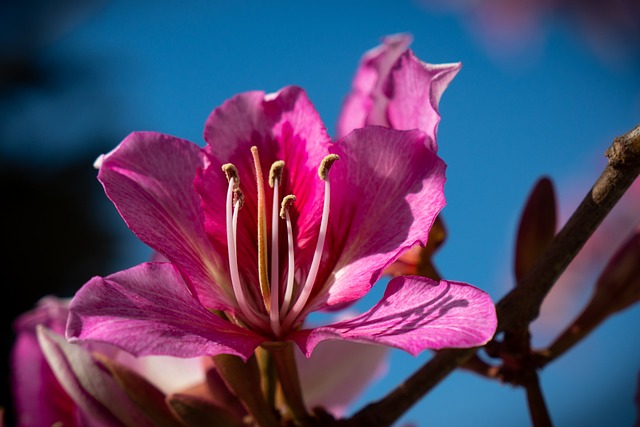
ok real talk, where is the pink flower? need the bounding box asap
[67,45,495,361]
[419,0,640,63]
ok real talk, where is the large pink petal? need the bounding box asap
[385,51,461,152]
[97,131,234,310]
[196,86,331,293]
[337,34,413,138]
[292,277,497,357]
[67,263,266,360]
[37,327,148,427]
[309,127,446,310]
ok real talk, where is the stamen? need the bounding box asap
[283,157,338,328]
[225,177,263,326]
[280,195,296,219]
[251,146,271,311]
[233,188,244,209]
[269,161,284,336]
[222,164,240,189]
[279,195,296,317]
[269,160,285,188]
[318,154,340,180]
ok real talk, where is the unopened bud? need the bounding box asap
[514,177,557,283]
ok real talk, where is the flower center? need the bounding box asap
[223,146,339,338]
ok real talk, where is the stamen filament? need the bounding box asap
[280,195,297,318]
[269,161,284,336]
[283,163,334,328]
[225,178,263,326]
[251,146,271,312]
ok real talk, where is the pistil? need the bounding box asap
[251,146,272,312]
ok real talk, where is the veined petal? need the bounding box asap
[310,126,446,310]
[385,52,461,152]
[67,263,266,360]
[197,86,331,288]
[97,131,234,310]
[337,34,413,138]
[292,277,497,357]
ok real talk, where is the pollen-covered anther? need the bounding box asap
[280,194,297,219]
[233,188,244,209]
[269,160,285,188]
[222,163,240,189]
[318,154,340,180]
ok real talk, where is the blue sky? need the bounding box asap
[11,0,640,425]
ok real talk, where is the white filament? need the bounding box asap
[226,178,265,327]
[279,207,296,318]
[283,178,331,329]
[269,177,281,336]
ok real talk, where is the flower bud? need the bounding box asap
[514,177,557,282]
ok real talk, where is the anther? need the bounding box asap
[318,154,340,180]
[280,195,297,219]
[269,161,285,188]
[222,164,240,189]
[233,188,244,209]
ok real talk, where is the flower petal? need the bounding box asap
[37,326,151,427]
[67,262,265,360]
[12,299,76,427]
[293,276,497,357]
[337,34,413,138]
[97,131,234,310]
[310,126,446,310]
[296,340,388,417]
[196,86,332,289]
[338,34,460,153]
[385,52,461,152]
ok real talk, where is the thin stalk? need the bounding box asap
[524,372,553,427]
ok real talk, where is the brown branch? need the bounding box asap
[498,124,640,331]
[341,123,640,427]
[524,372,553,427]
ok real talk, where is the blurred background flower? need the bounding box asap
[2,1,639,426]
[418,0,640,67]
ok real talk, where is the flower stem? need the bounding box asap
[256,346,278,408]
[213,354,279,427]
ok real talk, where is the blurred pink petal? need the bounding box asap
[37,326,153,427]
[296,340,388,417]
[12,298,78,427]
[338,33,460,152]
